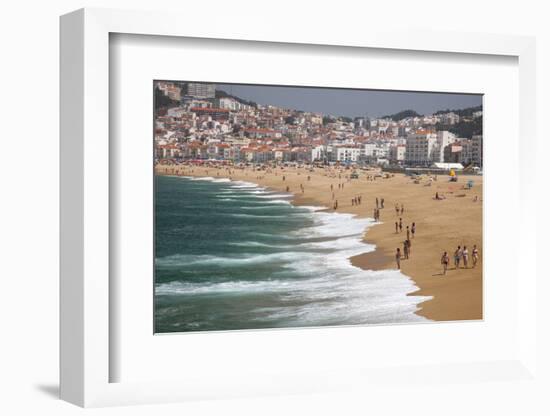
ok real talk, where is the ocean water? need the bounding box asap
[154,175,430,333]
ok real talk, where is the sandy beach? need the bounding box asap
[155,163,482,321]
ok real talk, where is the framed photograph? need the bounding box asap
[152,81,483,333]
[60,8,538,408]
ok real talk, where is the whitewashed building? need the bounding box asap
[334,146,362,162]
[389,145,406,163]
[405,131,438,166]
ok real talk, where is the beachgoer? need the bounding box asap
[441,251,449,275]
[403,240,409,259]
[381,198,385,208]
[395,248,401,269]
[395,204,399,216]
[454,246,462,269]
[462,246,469,268]
[376,198,379,209]
[406,226,410,240]
[399,218,403,232]
[472,245,479,268]
[401,204,404,215]
[411,222,416,238]
[395,222,399,233]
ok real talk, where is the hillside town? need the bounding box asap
[155,81,483,171]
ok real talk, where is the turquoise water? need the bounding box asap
[154,175,428,333]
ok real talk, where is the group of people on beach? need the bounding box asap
[440,245,480,275]
[394,203,404,215]
[351,195,362,206]
[394,221,416,268]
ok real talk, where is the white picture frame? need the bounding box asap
[60,8,538,408]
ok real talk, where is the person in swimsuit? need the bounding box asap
[395,221,399,233]
[472,245,479,268]
[403,240,409,259]
[399,218,403,232]
[406,226,410,240]
[411,222,416,238]
[395,248,401,269]
[441,251,450,275]
[462,245,469,268]
[454,246,462,269]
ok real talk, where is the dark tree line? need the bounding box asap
[435,117,482,139]
[434,105,482,117]
[154,87,179,112]
[381,109,422,121]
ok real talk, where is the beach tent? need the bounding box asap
[433,162,464,170]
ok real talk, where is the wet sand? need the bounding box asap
[156,163,483,321]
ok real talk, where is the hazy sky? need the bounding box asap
[216,83,482,118]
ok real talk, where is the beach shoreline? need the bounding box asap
[155,163,483,321]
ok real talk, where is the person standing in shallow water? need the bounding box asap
[395,248,401,269]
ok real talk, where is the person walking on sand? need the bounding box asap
[399,218,403,232]
[454,246,462,269]
[441,251,450,275]
[411,222,416,238]
[472,245,479,268]
[403,240,409,259]
[376,197,379,209]
[462,246,469,268]
[401,204,404,215]
[395,204,399,216]
[395,221,399,233]
[395,248,401,269]
[406,226,410,240]
[381,198,385,208]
